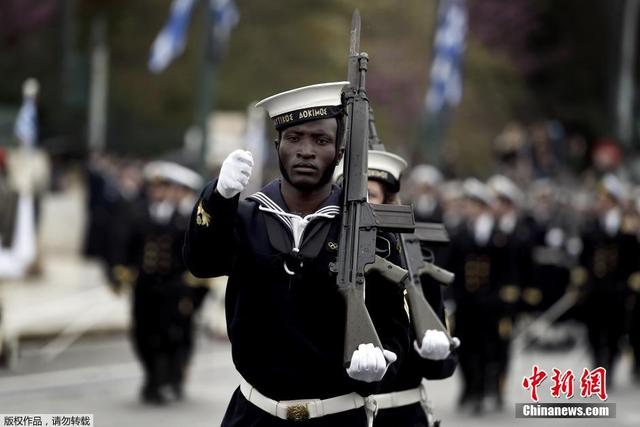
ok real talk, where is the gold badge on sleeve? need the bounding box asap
[196,200,211,227]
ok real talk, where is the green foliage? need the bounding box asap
[0,0,617,173]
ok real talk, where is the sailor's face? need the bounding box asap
[278,119,338,190]
[367,180,385,204]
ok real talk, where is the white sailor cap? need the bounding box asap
[333,150,408,193]
[23,78,39,98]
[143,161,203,191]
[255,82,348,131]
[600,173,627,203]
[463,177,494,206]
[488,174,523,206]
[409,164,443,187]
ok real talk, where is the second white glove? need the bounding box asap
[413,329,460,360]
[346,343,397,383]
[216,150,254,199]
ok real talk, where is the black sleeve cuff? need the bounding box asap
[200,178,240,213]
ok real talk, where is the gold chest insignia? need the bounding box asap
[196,201,211,227]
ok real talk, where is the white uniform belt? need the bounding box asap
[372,385,423,410]
[239,379,367,421]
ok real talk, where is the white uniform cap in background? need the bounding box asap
[463,177,494,206]
[143,160,203,191]
[409,164,443,187]
[333,150,408,193]
[487,174,523,206]
[255,82,349,131]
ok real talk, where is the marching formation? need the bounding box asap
[3,8,640,427]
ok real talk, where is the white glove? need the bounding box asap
[413,330,460,360]
[346,343,397,383]
[216,150,254,199]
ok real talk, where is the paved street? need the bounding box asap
[1,184,639,426]
[1,330,639,427]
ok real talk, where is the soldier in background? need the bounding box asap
[439,180,465,234]
[525,180,572,315]
[0,146,38,365]
[0,147,37,278]
[334,150,458,426]
[362,151,459,427]
[6,78,51,276]
[84,152,120,264]
[407,164,444,223]
[487,174,531,400]
[446,178,513,413]
[110,161,207,404]
[579,174,640,381]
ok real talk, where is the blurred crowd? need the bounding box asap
[401,119,640,413]
[4,113,640,410]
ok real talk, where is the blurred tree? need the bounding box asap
[0,0,629,173]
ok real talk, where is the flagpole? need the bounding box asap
[88,14,109,152]
[195,0,214,176]
[417,0,466,168]
[416,0,442,166]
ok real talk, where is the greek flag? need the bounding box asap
[425,0,467,114]
[148,0,197,73]
[209,0,239,62]
[14,94,37,148]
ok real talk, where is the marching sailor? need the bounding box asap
[183,82,410,426]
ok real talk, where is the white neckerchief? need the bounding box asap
[248,191,339,253]
[415,194,437,217]
[545,227,565,248]
[474,213,494,246]
[602,208,621,237]
[499,211,517,235]
[149,201,175,224]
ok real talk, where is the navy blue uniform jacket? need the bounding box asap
[183,179,409,425]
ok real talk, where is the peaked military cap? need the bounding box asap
[255,82,348,131]
[409,164,443,187]
[333,150,408,193]
[143,160,203,191]
[463,177,494,206]
[488,174,523,206]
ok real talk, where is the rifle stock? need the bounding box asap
[400,233,455,348]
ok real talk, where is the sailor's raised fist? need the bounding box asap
[216,150,254,199]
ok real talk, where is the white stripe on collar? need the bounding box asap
[247,191,339,252]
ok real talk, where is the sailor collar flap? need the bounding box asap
[247,180,341,259]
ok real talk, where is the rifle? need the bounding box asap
[367,98,455,346]
[331,10,416,367]
[401,230,456,347]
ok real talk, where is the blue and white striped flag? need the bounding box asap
[425,0,467,114]
[148,0,197,73]
[14,89,38,148]
[209,0,239,62]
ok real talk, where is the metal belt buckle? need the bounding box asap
[286,403,310,421]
